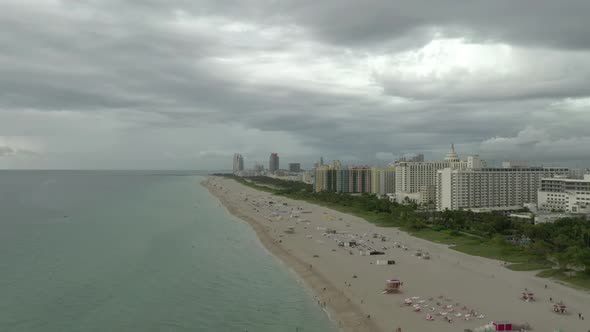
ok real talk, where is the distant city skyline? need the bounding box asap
[312,144,588,213]
[230,147,589,172]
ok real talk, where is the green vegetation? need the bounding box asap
[536,269,590,290]
[506,262,553,271]
[217,174,590,289]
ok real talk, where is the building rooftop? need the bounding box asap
[444,143,460,162]
[541,174,590,182]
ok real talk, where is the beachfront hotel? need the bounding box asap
[537,174,590,214]
[436,162,570,211]
[392,145,482,204]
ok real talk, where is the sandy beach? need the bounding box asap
[205,176,590,332]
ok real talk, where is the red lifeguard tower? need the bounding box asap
[492,321,513,331]
[383,278,403,294]
[553,302,567,314]
[521,292,534,301]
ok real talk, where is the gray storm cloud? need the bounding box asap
[0,0,589,169]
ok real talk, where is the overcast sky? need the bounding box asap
[2,0,590,170]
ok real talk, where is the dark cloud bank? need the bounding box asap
[1,0,589,169]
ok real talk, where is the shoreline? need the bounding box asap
[203,179,380,332]
[203,176,590,332]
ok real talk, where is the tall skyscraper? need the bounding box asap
[269,153,279,173]
[232,153,244,174]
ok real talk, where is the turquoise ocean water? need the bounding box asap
[0,171,335,332]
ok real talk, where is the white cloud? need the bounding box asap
[375,152,395,160]
[372,38,590,101]
[550,97,590,112]
[480,127,590,162]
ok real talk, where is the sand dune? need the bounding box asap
[205,176,590,332]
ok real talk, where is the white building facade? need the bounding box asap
[436,165,570,211]
[537,174,590,214]
[393,145,481,205]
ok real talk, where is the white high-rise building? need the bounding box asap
[232,153,244,174]
[393,144,478,204]
[436,163,570,211]
[537,174,590,214]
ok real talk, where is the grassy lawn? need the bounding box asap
[292,197,392,225]
[408,228,473,244]
[537,269,590,290]
[235,178,277,193]
[506,262,553,271]
[408,228,539,263]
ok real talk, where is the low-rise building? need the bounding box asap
[537,174,590,214]
[302,170,314,184]
[388,192,422,205]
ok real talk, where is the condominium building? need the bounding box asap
[314,165,338,192]
[537,174,590,214]
[347,166,372,193]
[232,153,244,174]
[314,164,372,193]
[436,165,570,211]
[371,167,396,195]
[268,153,279,173]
